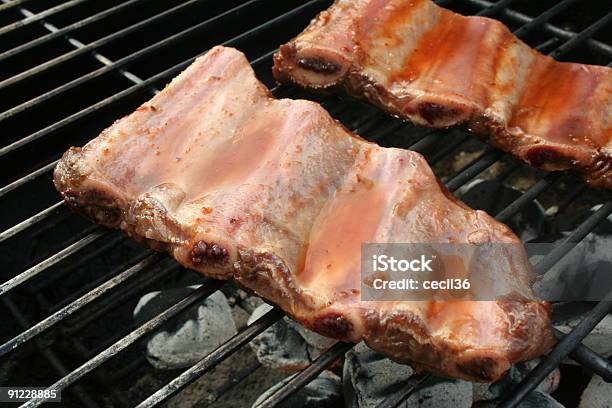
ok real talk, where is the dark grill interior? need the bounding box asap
[1,0,611,407]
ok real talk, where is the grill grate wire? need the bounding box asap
[0,0,611,407]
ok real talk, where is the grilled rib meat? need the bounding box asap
[273,0,612,189]
[54,46,554,382]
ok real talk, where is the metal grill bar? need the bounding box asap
[553,328,612,382]
[445,150,502,192]
[551,12,612,59]
[0,161,58,198]
[555,184,589,216]
[494,174,559,222]
[409,130,443,153]
[0,228,107,295]
[206,361,262,405]
[535,202,612,274]
[61,261,174,338]
[0,0,89,36]
[475,0,513,17]
[31,232,129,294]
[376,374,433,408]
[40,237,140,299]
[427,131,469,164]
[59,261,179,336]
[0,0,35,13]
[512,0,580,38]
[534,37,561,53]
[463,0,612,58]
[0,201,65,242]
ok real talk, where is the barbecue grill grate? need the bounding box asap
[0,0,611,407]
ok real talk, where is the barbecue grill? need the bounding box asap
[1,0,611,406]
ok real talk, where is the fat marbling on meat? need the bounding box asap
[54,46,554,382]
[273,0,612,189]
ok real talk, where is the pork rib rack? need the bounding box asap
[273,0,612,189]
[54,46,554,382]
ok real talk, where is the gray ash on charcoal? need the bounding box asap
[552,303,612,361]
[343,342,415,408]
[532,205,612,301]
[579,374,612,408]
[133,288,237,370]
[248,303,336,372]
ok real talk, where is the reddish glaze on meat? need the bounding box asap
[273,0,612,189]
[54,46,554,382]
